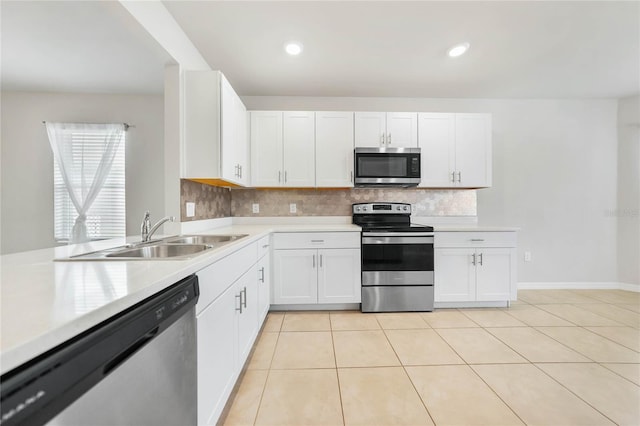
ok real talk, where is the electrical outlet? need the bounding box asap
[524,251,532,262]
[252,203,260,214]
[411,204,417,213]
[289,203,297,214]
[186,202,195,218]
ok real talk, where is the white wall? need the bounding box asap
[1,91,164,254]
[244,96,619,283]
[617,95,640,288]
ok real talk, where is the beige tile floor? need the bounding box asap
[222,289,640,426]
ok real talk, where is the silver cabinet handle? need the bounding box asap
[278,171,281,183]
[262,244,270,248]
[242,287,247,308]
[239,165,243,178]
[457,171,461,183]
[285,171,288,183]
[312,254,316,268]
[451,172,456,183]
[470,239,485,242]
[310,239,324,243]
[235,293,243,313]
[472,253,476,266]
[388,133,391,145]
[320,254,323,268]
[380,134,385,146]
[259,266,265,282]
[479,253,483,266]
[350,171,353,182]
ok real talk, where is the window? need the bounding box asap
[53,129,126,242]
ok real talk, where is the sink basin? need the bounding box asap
[105,243,211,259]
[164,234,248,245]
[57,233,248,261]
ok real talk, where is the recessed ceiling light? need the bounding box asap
[448,42,470,58]
[285,41,303,56]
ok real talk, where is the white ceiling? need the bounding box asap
[163,0,640,99]
[2,1,638,99]
[1,1,173,94]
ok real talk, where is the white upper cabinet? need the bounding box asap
[250,111,315,187]
[315,111,354,187]
[355,112,417,148]
[283,111,315,187]
[418,113,492,188]
[250,111,283,187]
[183,71,249,186]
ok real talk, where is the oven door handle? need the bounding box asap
[362,236,434,245]
[362,232,434,237]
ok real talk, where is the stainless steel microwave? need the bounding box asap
[354,147,421,187]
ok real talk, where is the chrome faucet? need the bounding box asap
[141,211,175,242]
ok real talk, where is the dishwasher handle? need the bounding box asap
[103,327,159,376]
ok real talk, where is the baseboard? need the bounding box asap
[619,282,640,292]
[518,282,639,292]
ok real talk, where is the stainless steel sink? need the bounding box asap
[57,233,248,261]
[164,234,248,245]
[105,244,211,259]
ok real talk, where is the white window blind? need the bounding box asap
[54,130,126,242]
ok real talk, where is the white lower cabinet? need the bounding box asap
[195,240,265,426]
[274,249,318,304]
[434,232,517,306]
[272,233,361,305]
[257,236,271,322]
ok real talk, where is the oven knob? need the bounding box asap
[403,206,409,211]
[363,206,367,211]
[396,206,401,211]
[355,207,360,212]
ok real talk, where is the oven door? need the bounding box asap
[361,233,434,285]
[354,149,420,186]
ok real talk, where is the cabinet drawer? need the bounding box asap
[435,232,516,248]
[196,242,258,313]
[273,232,360,249]
[257,235,271,259]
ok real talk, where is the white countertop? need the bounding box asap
[0,223,359,374]
[1,219,517,374]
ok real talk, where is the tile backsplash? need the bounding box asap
[181,180,476,221]
[231,188,476,217]
[180,179,231,221]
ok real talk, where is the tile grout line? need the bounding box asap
[251,314,283,426]
[328,312,347,426]
[378,319,437,425]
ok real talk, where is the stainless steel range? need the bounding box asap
[353,202,434,312]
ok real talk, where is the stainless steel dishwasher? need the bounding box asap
[0,275,199,426]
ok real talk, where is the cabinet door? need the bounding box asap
[315,111,354,187]
[257,252,271,322]
[386,112,418,147]
[434,248,476,302]
[221,75,239,183]
[235,98,249,185]
[236,267,259,366]
[475,248,514,301]
[283,111,315,187]
[418,113,456,187]
[454,114,492,188]
[273,249,318,304]
[354,112,386,147]
[251,111,283,186]
[317,248,361,304]
[196,284,238,426]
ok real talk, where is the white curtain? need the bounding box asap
[46,122,125,244]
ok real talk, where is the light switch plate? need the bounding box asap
[252,203,260,214]
[289,203,297,214]
[186,202,195,218]
[524,251,532,262]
